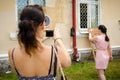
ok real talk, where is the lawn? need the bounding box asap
[0,59,120,80]
[64,59,120,80]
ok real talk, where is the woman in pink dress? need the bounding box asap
[89,25,113,80]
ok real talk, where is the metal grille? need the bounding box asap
[32,0,45,6]
[17,0,46,19]
[17,0,28,17]
[80,3,87,28]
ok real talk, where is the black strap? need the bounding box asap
[11,48,20,76]
[53,45,57,77]
[48,45,58,77]
[48,45,54,74]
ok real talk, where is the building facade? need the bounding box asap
[0,0,120,60]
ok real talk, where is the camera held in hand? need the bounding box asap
[46,30,54,37]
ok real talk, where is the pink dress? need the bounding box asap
[95,34,110,69]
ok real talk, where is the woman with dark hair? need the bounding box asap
[88,25,113,80]
[8,5,71,80]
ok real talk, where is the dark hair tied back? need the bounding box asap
[18,19,37,55]
[17,5,45,56]
[98,25,109,42]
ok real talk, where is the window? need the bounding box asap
[77,0,100,33]
[17,0,46,20]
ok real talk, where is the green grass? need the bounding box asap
[64,59,120,80]
[0,59,120,80]
[0,73,17,80]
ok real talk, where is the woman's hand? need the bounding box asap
[109,56,113,61]
[88,28,93,33]
[54,27,61,39]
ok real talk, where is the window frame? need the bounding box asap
[77,0,101,34]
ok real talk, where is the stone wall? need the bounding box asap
[0,56,11,74]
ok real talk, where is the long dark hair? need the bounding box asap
[18,5,45,56]
[98,25,109,42]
